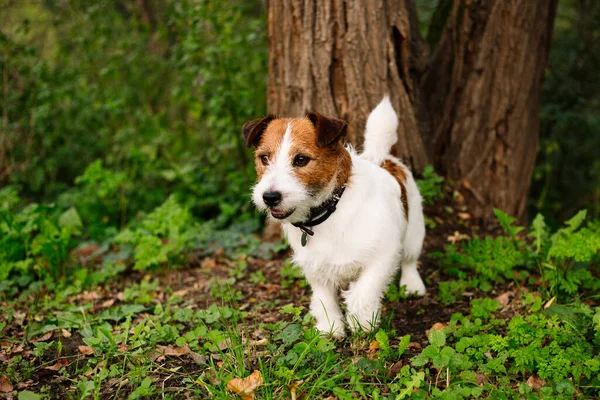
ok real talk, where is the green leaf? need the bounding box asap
[397,334,411,357]
[280,324,303,345]
[428,329,446,347]
[565,210,587,232]
[530,213,547,252]
[18,391,42,400]
[58,207,83,230]
[375,329,390,354]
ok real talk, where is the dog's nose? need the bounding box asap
[263,191,282,207]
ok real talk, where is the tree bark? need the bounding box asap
[425,0,559,221]
[267,0,429,169]
[266,0,558,221]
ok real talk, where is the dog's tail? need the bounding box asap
[360,96,398,165]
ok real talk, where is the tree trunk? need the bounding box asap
[266,0,558,221]
[267,0,430,169]
[425,0,558,221]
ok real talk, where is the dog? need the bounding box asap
[243,97,426,337]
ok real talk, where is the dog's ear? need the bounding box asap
[307,112,347,148]
[242,115,275,148]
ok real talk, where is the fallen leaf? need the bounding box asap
[475,373,488,385]
[426,322,447,337]
[78,346,94,356]
[218,338,232,351]
[495,292,512,307]
[61,329,71,338]
[407,342,422,350]
[544,296,556,309]
[31,331,53,343]
[201,257,217,270]
[527,375,546,390]
[189,352,208,365]
[0,375,13,393]
[430,322,447,331]
[156,344,190,356]
[457,212,471,220]
[45,359,69,371]
[447,231,470,244]
[386,361,403,378]
[118,344,129,353]
[226,370,263,400]
[99,299,116,309]
[368,340,380,350]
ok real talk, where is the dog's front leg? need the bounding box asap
[344,261,397,333]
[308,280,345,338]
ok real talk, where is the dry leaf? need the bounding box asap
[226,370,263,400]
[61,329,71,338]
[78,346,94,356]
[156,344,190,356]
[31,331,53,343]
[544,296,556,309]
[447,231,470,244]
[0,375,13,393]
[457,212,471,220]
[368,340,380,350]
[495,292,512,307]
[45,359,69,371]
[527,375,546,390]
[426,322,447,337]
[99,299,116,309]
[386,361,403,378]
[430,322,447,331]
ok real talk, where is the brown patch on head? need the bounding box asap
[252,118,290,180]
[289,118,351,194]
[250,115,352,197]
[381,160,409,220]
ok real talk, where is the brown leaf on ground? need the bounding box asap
[156,344,190,357]
[78,346,94,356]
[61,329,71,338]
[447,231,470,244]
[457,212,471,220]
[45,359,69,371]
[0,375,13,393]
[426,322,447,337]
[527,375,546,390]
[201,257,217,270]
[226,370,263,400]
[386,361,403,378]
[495,292,512,307]
[407,342,422,350]
[99,299,116,309]
[475,373,488,385]
[31,331,53,343]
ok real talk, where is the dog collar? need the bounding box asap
[292,183,347,247]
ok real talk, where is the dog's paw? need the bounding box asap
[315,320,346,339]
[399,274,426,296]
[346,313,380,335]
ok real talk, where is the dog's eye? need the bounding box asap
[259,155,269,166]
[293,155,310,167]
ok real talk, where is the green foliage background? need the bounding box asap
[1,0,267,229]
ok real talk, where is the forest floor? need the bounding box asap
[1,186,598,399]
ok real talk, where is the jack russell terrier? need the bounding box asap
[243,97,426,337]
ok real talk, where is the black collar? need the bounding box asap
[292,183,347,246]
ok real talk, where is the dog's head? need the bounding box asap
[243,113,352,223]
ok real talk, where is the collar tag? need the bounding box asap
[301,231,308,247]
[292,183,347,246]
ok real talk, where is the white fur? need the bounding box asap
[360,96,399,165]
[252,98,426,338]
